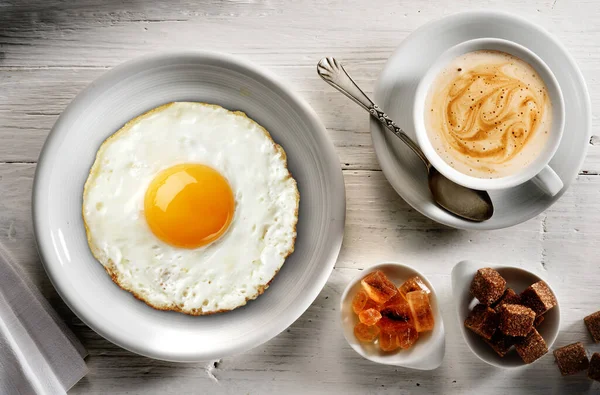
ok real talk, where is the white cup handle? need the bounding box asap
[532,165,563,196]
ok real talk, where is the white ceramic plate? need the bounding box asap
[32,52,346,361]
[340,263,445,370]
[371,10,591,230]
[451,260,560,368]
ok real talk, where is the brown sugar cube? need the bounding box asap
[520,281,557,315]
[553,342,589,376]
[534,315,544,328]
[360,271,398,304]
[493,288,521,312]
[588,353,600,382]
[499,304,535,337]
[470,268,506,305]
[584,311,600,343]
[515,328,548,364]
[484,332,520,357]
[464,304,499,340]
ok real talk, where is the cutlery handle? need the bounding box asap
[317,57,429,166]
[317,57,374,110]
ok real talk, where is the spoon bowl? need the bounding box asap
[428,167,494,222]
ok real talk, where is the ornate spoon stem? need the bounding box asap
[317,57,429,167]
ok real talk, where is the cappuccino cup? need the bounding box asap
[413,38,565,195]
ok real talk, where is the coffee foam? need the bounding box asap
[424,50,551,179]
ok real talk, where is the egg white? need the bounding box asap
[83,102,299,315]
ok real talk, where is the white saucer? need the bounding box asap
[371,11,591,230]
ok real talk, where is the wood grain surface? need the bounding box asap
[1,1,599,394]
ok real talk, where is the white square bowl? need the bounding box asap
[340,262,445,370]
[451,260,560,368]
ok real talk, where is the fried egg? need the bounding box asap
[83,102,299,315]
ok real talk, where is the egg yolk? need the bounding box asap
[144,164,235,248]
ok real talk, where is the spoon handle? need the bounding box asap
[317,57,429,167]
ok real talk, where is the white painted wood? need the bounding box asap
[0,0,599,393]
[2,68,599,172]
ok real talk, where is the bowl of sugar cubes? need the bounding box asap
[452,260,560,368]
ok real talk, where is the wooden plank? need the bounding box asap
[0,67,379,168]
[340,170,544,269]
[0,0,599,68]
[1,68,599,174]
[0,163,598,394]
[1,0,600,393]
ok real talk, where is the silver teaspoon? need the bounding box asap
[317,57,494,222]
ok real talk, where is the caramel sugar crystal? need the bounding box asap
[406,290,434,332]
[378,302,414,328]
[354,322,380,343]
[520,281,557,316]
[352,289,369,314]
[396,322,419,349]
[361,271,398,304]
[384,288,405,307]
[378,330,399,352]
[464,304,499,340]
[515,328,548,364]
[378,321,419,350]
[363,299,383,311]
[553,342,589,376]
[499,304,535,337]
[358,308,382,326]
[470,268,506,305]
[398,276,430,299]
[378,302,419,350]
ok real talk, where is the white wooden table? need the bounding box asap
[1,1,599,393]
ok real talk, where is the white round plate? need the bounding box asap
[371,10,591,230]
[32,52,345,362]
